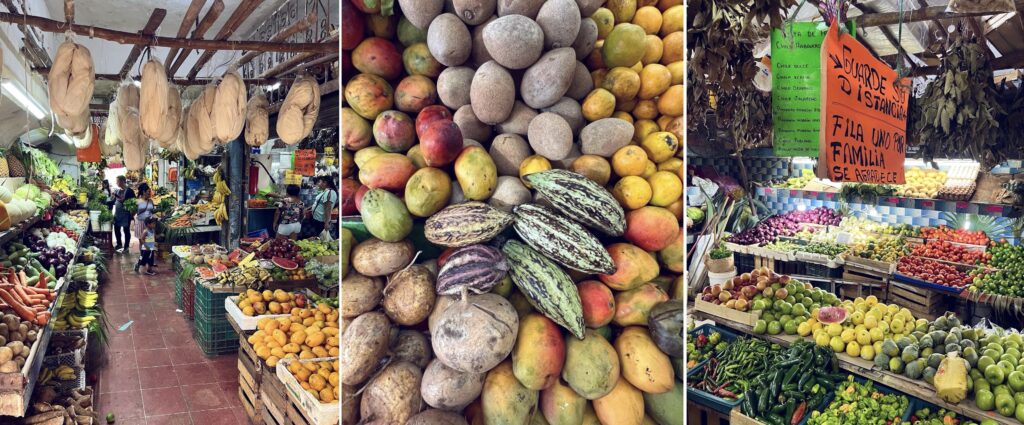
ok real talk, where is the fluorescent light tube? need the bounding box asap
[1,81,45,119]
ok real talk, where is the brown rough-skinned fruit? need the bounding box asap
[437,67,475,109]
[453,0,496,25]
[497,0,545,18]
[495,101,538,136]
[527,113,573,161]
[399,0,445,29]
[427,13,472,67]
[360,361,424,424]
[421,359,486,411]
[521,48,576,109]
[573,18,599,60]
[470,61,516,124]
[483,15,544,70]
[566,61,595,100]
[543,97,585,134]
[454,105,492,142]
[536,0,582,49]
[489,134,532,176]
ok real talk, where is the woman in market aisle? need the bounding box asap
[112,176,135,253]
[133,183,156,257]
[134,217,158,275]
[269,184,304,240]
[101,180,113,211]
[304,176,337,240]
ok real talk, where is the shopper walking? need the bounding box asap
[268,185,304,240]
[304,176,338,240]
[134,183,156,254]
[112,176,135,253]
[134,217,158,275]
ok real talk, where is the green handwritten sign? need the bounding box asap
[771,22,854,157]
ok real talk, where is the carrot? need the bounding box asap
[6,269,16,286]
[11,286,32,306]
[35,274,46,290]
[0,289,35,323]
[31,305,45,313]
[18,271,28,287]
[34,313,47,326]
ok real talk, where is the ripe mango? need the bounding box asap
[512,314,566,391]
[482,361,538,425]
[615,327,674,393]
[562,330,620,400]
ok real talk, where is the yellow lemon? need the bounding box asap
[846,341,861,357]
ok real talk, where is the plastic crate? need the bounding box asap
[811,377,914,424]
[183,278,195,320]
[41,358,86,393]
[735,253,755,273]
[805,263,843,278]
[686,361,743,414]
[687,324,740,372]
[194,283,242,337]
[195,324,238,356]
[175,274,183,309]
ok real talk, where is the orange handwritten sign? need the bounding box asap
[817,22,907,184]
[294,149,316,176]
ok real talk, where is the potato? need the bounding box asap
[383,265,437,326]
[341,312,391,386]
[0,361,16,373]
[0,347,12,364]
[421,359,486,411]
[407,408,470,425]
[341,273,384,318]
[432,294,519,373]
[360,361,423,424]
[352,238,416,277]
[392,330,433,369]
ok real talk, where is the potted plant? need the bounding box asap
[706,242,735,273]
[98,206,113,232]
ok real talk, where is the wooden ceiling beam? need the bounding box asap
[63,0,73,25]
[259,34,338,79]
[236,12,317,68]
[34,68,290,86]
[910,51,1024,75]
[855,1,1024,27]
[163,0,206,69]
[117,8,168,78]
[167,0,224,75]
[1,0,50,68]
[968,17,997,60]
[186,0,262,80]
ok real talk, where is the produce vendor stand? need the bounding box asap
[691,311,1016,424]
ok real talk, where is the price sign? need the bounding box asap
[817,23,908,184]
[294,149,316,176]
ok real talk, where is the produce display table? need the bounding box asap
[692,310,1015,425]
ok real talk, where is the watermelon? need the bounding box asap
[817,306,848,324]
[212,263,228,273]
[272,257,298,270]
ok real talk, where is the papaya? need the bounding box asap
[614,327,674,393]
[482,361,538,425]
[593,378,644,425]
[512,314,566,391]
[562,330,620,400]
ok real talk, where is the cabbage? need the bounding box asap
[14,185,40,200]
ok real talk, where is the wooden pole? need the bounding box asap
[63,0,73,25]
[163,0,206,69]
[855,2,1024,27]
[168,0,225,75]
[235,12,317,68]
[34,68,290,86]
[118,9,168,78]
[1,0,51,68]
[259,34,338,78]
[185,0,263,79]
[0,12,333,54]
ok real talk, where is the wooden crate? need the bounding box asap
[261,368,292,425]
[286,401,314,425]
[890,281,948,320]
[731,408,765,425]
[840,267,888,300]
[229,313,264,380]
[694,298,762,326]
[687,401,730,425]
[238,357,262,424]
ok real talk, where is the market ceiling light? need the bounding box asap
[267,82,281,91]
[1,81,46,120]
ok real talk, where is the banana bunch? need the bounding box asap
[66,313,95,329]
[76,291,97,309]
[39,366,76,385]
[211,169,231,225]
[217,265,270,288]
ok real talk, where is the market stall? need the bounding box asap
[688,0,1024,422]
[341,0,684,424]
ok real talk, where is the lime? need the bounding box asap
[767,321,782,335]
[753,320,768,334]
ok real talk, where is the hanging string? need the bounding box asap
[784,0,810,50]
[895,0,909,80]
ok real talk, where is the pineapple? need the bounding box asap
[6,155,24,178]
[0,151,11,178]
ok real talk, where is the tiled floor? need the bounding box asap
[94,243,248,425]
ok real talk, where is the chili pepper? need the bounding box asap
[791,401,807,425]
[783,400,795,423]
[797,372,813,391]
[782,366,800,386]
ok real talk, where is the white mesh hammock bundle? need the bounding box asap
[276,75,320,145]
[48,39,95,136]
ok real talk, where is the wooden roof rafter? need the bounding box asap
[117,8,168,78]
[855,0,1024,27]
[33,68,292,86]
[162,0,207,69]
[167,0,225,74]
[185,0,262,80]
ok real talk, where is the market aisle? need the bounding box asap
[93,243,248,425]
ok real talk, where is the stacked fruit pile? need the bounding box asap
[897,256,972,289]
[341,1,683,423]
[912,241,991,265]
[248,302,340,368]
[848,237,909,263]
[897,168,947,198]
[803,297,923,363]
[921,226,990,246]
[970,243,1024,297]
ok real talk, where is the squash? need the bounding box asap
[0,187,13,203]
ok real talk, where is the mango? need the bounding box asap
[415,105,454,137]
[358,153,416,191]
[352,37,403,80]
[599,243,660,291]
[659,229,683,273]
[624,206,681,251]
[406,145,427,169]
[344,74,394,120]
[540,379,586,425]
[402,42,444,78]
[563,330,620,400]
[373,110,416,153]
[602,24,646,68]
[614,283,669,326]
[395,75,437,114]
[341,228,354,278]
[643,380,684,425]
[359,189,412,242]
[420,120,464,167]
[512,314,566,391]
[454,146,498,201]
[482,361,538,425]
[341,107,372,150]
[582,403,601,425]
[615,327,674,393]
[594,379,644,425]
[577,281,616,328]
[404,167,452,218]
